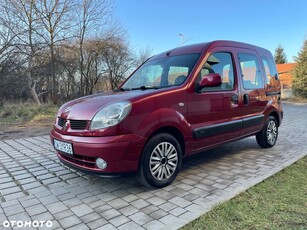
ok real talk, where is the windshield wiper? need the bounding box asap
[132,86,160,90]
[114,87,131,92]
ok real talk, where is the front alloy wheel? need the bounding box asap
[137,133,182,188]
[149,142,178,181]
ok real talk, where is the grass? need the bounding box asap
[182,156,307,230]
[0,102,58,127]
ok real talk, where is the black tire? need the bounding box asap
[256,116,278,148]
[136,133,182,188]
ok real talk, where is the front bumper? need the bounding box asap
[50,129,147,174]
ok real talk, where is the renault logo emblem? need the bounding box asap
[63,121,68,131]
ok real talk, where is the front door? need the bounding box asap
[187,49,242,153]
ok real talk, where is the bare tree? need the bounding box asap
[56,42,79,99]
[135,46,153,67]
[0,1,16,56]
[75,0,113,96]
[101,37,134,90]
[82,40,102,94]
[0,0,136,103]
[0,21,15,65]
[16,0,41,105]
[0,0,42,105]
[0,1,20,105]
[34,0,74,104]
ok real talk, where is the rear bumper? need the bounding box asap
[50,129,147,174]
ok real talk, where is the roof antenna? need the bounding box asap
[177,34,193,48]
[166,34,193,56]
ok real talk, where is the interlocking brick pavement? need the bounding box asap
[0,103,306,230]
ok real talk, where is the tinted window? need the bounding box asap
[197,52,235,92]
[238,53,264,89]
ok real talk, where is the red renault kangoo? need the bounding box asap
[51,40,283,188]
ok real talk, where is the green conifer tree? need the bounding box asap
[274,45,287,64]
[292,40,307,98]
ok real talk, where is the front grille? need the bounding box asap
[59,152,96,168]
[70,120,88,130]
[58,117,66,127]
[57,117,88,130]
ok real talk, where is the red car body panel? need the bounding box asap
[50,40,283,176]
[51,130,147,173]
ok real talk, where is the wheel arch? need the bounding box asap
[147,126,186,157]
[268,111,280,126]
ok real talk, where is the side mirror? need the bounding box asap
[197,73,222,90]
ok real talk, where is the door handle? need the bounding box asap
[243,94,249,105]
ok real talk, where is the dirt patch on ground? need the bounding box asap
[0,118,53,141]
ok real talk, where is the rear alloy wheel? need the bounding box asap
[256,116,278,148]
[137,133,182,188]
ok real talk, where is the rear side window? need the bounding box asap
[238,53,264,89]
[262,57,278,84]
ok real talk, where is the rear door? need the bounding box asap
[236,50,266,136]
[261,55,281,96]
[188,48,242,153]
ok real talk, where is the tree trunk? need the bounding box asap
[50,35,58,104]
[30,82,41,105]
[27,0,41,105]
[79,40,84,96]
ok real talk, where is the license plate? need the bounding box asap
[54,139,73,155]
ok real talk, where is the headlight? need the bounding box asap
[90,101,131,130]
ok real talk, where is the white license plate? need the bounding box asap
[54,139,73,155]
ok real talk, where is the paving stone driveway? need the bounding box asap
[0,103,306,230]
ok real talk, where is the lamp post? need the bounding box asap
[179,34,184,46]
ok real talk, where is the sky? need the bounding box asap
[114,0,307,62]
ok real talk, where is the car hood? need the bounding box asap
[58,90,154,120]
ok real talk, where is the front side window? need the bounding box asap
[122,53,200,89]
[197,52,235,92]
[238,53,264,89]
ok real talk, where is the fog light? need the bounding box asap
[96,158,107,169]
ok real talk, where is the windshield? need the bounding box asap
[122,53,200,90]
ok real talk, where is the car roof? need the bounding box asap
[152,40,271,59]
